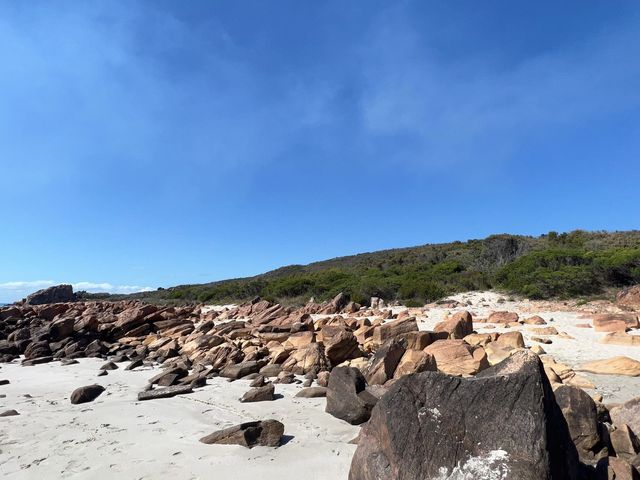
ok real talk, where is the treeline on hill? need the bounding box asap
[80,230,640,306]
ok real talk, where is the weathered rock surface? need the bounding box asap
[372,317,418,345]
[434,311,473,339]
[349,350,579,480]
[423,339,489,376]
[70,384,105,404]
[322,326,360,366]
[393,349,437,379]
[617,285,640,309]
[554,385,603,461]
[199,420,284,448]
[488,311,519,323]
[610,397,640,438]
[363,338,406,385]
[580,357,640,377]
[610,424,640,460]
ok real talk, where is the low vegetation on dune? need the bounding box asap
[79,230,640,306]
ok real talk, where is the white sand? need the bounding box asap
[0,359,358,479]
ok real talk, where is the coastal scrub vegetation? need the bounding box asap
[79,230,640,305]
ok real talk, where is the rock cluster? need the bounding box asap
[3,288,640,477]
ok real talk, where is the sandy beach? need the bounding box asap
[0,358,358,479]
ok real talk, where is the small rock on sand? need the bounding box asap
[71,384,105,404]
[199,420,284,448]
[137,384,193,401]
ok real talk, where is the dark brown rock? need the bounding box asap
[326,366,377,425]
[26,284,75,305]
[363,337,406,385]
[100,361,118,371]
[220,361,260,379]
[137,384,193,401]
[199,420,284,448]
[259,364,282,378]
[349,350,579,480]
[48,317,76,340]
[240,383,275,403]
[70,384,105,404]
[322,326,360,366]
[23,341,51,360]
[611,397,640,435]
[610,424,640,460]
[295,386,327,398]
[249,375,266,387]
[555,385,603,461]
[125,359,144,371]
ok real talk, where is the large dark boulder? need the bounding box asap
[349,350,579,480]
[26,284,75,305]
[70,384,105,404]
[326,366,378,425]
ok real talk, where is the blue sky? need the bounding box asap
[1,1,639,302]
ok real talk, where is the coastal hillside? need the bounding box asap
[80,230,640,306]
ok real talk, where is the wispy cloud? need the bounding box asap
[358,6,640,170]
[0,280,153,303]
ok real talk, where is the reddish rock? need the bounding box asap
[372,317,418,345]
[488,311,519,323]
[617,285,640,309]
[434,311,473,339]
[593,314,639,332]
[423,340,488,376]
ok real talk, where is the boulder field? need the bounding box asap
[2,285,640,479]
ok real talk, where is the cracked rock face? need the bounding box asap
[348,350,579,480]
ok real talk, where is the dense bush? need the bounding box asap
[495,247,640,299]
[84,230,640,305]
